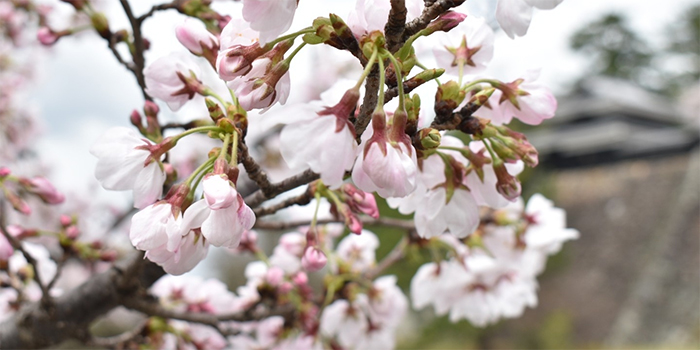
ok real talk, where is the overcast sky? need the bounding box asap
[27,0,698,199]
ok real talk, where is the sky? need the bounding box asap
[24,0,699,203]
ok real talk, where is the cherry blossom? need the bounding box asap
[242,0,297,45]
[335,230,379,272]
[89,127,166,209]
[217,15,263,80]
[278,84,359,188]
[496,0,565,38]
[433,15,495,76]
[144,52,203,111]
[176,18,218,60]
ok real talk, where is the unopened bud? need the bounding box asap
[469,87,495,106]
[0,167,10,178]
[493,160,521,201]
[301,246,327,272]
[65,225,80,239]
[205,98,224,121]
[424,11,467,35]
[90,13,110,39]
[59,215,72,227]
[37,27,59,45]
[419,128,442,150]
[130,110,144,129]
[144,101,160,118]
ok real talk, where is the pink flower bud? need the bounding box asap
[65,225,79,239]
[6,225,22,237]
[265,266,284,286]
[25,177,65,204]
[292,271,308,286]
[202,174,237,210]
[59,215,72,227]
[301,246,327,272]
[0,167,10,177]
[130,110,143,128]
[37,27,58,45]
[279,282,293,294]
[0,232,13,261]
[426,11,467,34]
[176,18,218,56]
[143,100,160,118]
[493,161,521,201]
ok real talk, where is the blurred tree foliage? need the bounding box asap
[570,5,700,96]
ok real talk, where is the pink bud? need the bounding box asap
[143,100,160,118]
[348,212,363,235]
[301,246,327,272]
[130,110,143,127]
[279,282,293,294]
[292,271,308,286]
[6,225,22,237]
[176,18,218,55]
[426,11,467,34]
[65,225,79,239]
[100,250,118,262]
[26,177,65,204]
[37,27,58,45]
[202,174,237,210]
[0,167,10,177]
[0,232,14,261]
[59,215,72,227]
[493,161,521,201]
[265,266,284,286]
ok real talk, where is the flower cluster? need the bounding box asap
[0,0,578,348]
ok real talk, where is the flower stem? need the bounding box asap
[171,126,223,143]
[266,27,315,47]
[229,130,239,167]
[185,156,216,188]
[384,51,405,111]
[355,48,378,90]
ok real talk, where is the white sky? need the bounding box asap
[27,0,698,199]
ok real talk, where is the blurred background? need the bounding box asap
[2,0,699,348]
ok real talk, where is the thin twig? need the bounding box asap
[136,1,180,23]
[87,319,148,348]
[364,235,409,279]
[244,169,319,208]
[121,297,228,335]
[254,189,313,217]
[254,216,416,231]
[119,0,150,100]
[403,0,466,40]
[0,227,52,307]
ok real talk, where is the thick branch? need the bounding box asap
[385,0,408,52]
[0,253,164,349]
[244,169,319,208]
[354,68,380,141]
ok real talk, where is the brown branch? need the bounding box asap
[385,0,408,52]
[403,0,466,40]
[119,0,150,100]
[121,297,228,335]
[254,216,416,231]
[0,253,165,349]
[244,169,319,208]
[136,1,180,23]
[254,188,314,217]
[364,235,409,279]
[354,68,380,142]
[87,319,148,348]
[239,141,273,195]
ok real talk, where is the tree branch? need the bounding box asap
[354,68,380,142]
[254,188,314,217]
[0,227,52,308]
[0,253,164,349]
[239,141,273,195]
[254,216,416,231]
[364,235,409,279]
[385,0,408,52]
[244,169,319,208]
[403,0,466,39]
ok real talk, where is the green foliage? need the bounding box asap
[570,13,653,84]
